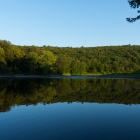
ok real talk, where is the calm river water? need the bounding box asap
[0,77,140,140]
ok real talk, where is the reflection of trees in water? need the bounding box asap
[0,78,140,112]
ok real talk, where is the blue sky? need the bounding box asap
[0,0,140,47]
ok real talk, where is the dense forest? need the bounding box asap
[1,40,140,75]
[0,78,140,112]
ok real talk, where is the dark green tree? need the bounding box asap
[127,0,140,22]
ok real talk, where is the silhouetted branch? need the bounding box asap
[126,15,140,22]
[127,0,140,22]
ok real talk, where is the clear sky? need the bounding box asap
[0,0,140,47]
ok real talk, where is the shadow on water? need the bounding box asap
[0,78,140,112]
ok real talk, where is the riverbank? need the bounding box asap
[0,74,140,79]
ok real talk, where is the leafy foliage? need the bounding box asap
[127,0,140,22]
[1,40,140,75]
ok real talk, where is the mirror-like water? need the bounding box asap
[0,78,140,140]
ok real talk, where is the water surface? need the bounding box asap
[0,78,140,140]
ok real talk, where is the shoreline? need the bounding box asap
[0,75,140,79]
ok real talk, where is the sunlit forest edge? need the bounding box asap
[1,40,140,76]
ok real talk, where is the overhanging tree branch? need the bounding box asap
[127,0,140,22]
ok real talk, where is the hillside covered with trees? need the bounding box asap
[0,40,140,75]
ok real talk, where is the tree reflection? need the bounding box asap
[0,78,140,112]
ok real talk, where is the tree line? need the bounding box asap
[1,40,140,75]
